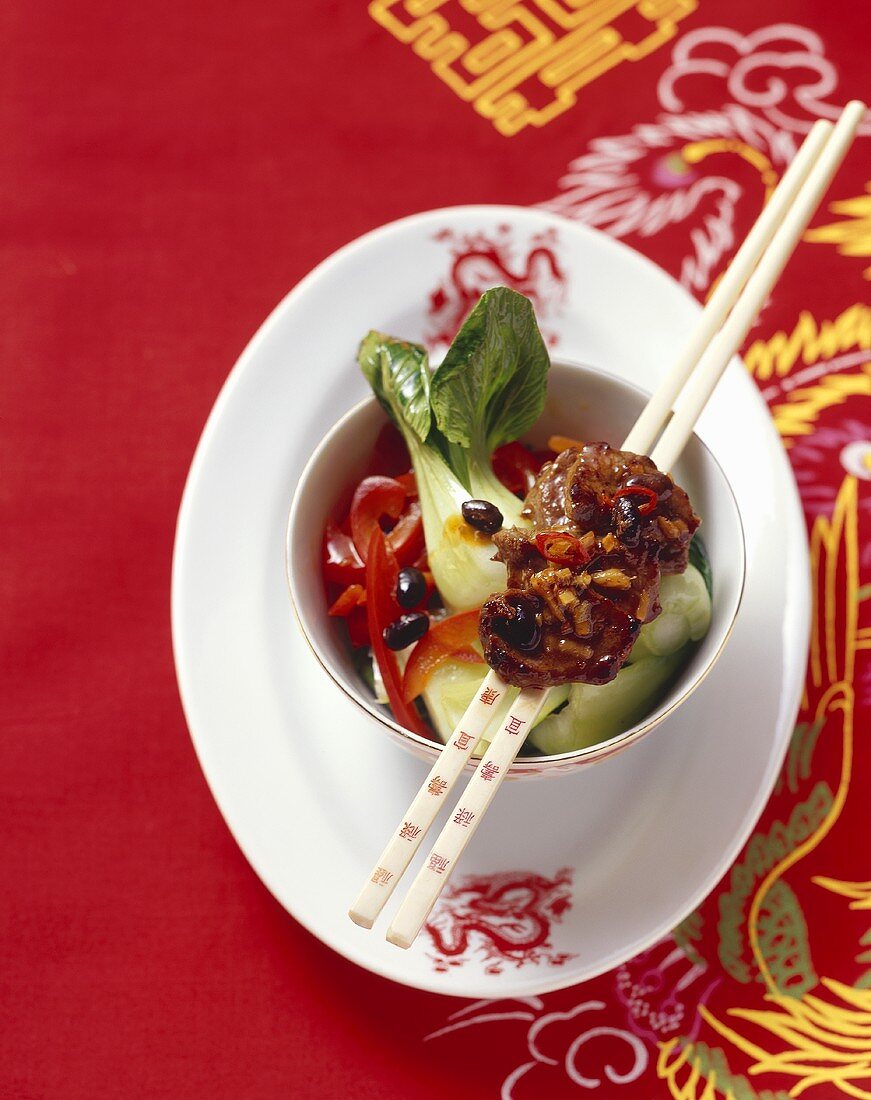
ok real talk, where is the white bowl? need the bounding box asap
[287,359,745,777]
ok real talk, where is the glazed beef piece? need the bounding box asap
[522,449,576,529]
[525,443,699,573]
[480,587,639,689]
[493,527,661,623]
[480,440,698,689]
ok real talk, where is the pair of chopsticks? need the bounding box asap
[349,100,866,949]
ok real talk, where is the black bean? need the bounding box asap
[612,494,641,546]
[396,566,427,609]
[383,612,430,651]
[492,593,542,652]
[461,499,503,534]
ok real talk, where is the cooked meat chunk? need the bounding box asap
[524,443,698,573]
[493,526,661,623]
[522,449,577,529]
[492,526,547,588]
[480,587,639,689]
[481,440,698,689]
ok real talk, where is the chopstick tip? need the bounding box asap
[385,927,414,950]
[843,100,867,123]
[348,909,375,930]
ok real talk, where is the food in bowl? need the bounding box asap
[320,288,712,757]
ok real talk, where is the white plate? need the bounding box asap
[171,206,810,998]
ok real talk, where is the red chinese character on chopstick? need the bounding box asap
[480,761,499,782]
[427,775,448,796]
[399,821,421,841]
[371,867,393,885]
[428,854,450,874]
[453,731,474,750]
[479,686,500,705]
[505,714,526,735]
[453,808,475,827]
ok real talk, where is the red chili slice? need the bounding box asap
[534,530,590,568]
[611,485,659,515]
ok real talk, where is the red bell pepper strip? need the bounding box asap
[492,441,552,498]
[365,529,429,735]
[402,609,485,702]
[367,422,410,478]
[394,471,417,497]
[491,442,541,497]
[345,606,370,648]
[547,434,583,453]
[350,476,407,561]
[386,500,424,565]
[327,583,366,617]
[322,521,365,585]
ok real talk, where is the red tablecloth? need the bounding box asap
[3,4,870,1097]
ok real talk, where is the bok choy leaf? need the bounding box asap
[357,288,551,613]
[357,331,507,611]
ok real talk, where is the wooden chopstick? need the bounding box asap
[358,99,865,947]
[621,119,833,455]
[349,667,508,927]
[386,685,549,948]
[650,99,866,473]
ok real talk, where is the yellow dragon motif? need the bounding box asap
[657,475,871,1098]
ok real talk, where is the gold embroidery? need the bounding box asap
[744,304,871,382]
[369,0,698,136]
[806,183,871,280]
[699,477,870,1100]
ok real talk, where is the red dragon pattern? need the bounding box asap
[424,868,576,975]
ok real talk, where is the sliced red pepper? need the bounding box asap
[322,521,365,585]
[387,500,424,565]
[534,530,590,568]
[350,476,407,561]
[402,609,485,702]
[492,442,542,497]
[547,434,583,453]
[366,529,429,735]
[611,485,659,515]
[367,422,411,478]
[394,470,418,497]
[346,605,370,648]
[327,583,366,617]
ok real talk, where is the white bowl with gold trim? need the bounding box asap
[287,360,746,778]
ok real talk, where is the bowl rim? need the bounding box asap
[286,358,747,773]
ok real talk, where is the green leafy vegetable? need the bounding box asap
[356,327,515,611]
[358,332,432,444]
[431,287,549,509]
[689,533,713,597]
[357,289,551,612]
[430,287,549,453]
